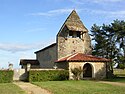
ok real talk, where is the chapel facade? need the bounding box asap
[20,10,110,79]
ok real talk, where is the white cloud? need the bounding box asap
[0,43,41,53]
[0,39,56,68]
[93,0,123,3]
[88,9,125,18]
[30,7,125,19]
[70,1,84,4]
[30,8,73,16]
[70,0,124,4]
[0,38,56,53]
[79,8,125,19]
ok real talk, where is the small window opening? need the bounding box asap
[69,31,73,38]
[77,32,81,38]
[68,31,82,38]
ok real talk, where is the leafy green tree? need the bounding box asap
[91,19,125,71]
[111,20,125,65]
[91,24,118,59]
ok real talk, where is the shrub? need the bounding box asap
[119,63,125,69]
[29,70,69,82]
[71,67,83,80]
[0,70,14,83]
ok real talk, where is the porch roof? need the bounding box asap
[20,59,39,65]
[55,53,111,63]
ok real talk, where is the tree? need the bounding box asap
[91,19,125,70]
[91,24,118,59]
[111,20,125,65]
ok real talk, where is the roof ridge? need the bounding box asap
[57,54,72,61]
[35,43,56,53]
[57,10,88,36]
[67,53,78,60]
[57,53,78,61]
[57,10,77,36]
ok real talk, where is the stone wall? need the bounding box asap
[36,44,57,68]
[69,62,84,79]
[13,69,27,81]
[55,62,69,69]
[92,62,106,79]
[68,62,107,79]
[57,28,92,59]
[57,37,85,59]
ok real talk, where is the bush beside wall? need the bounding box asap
[0,70,14,83]
[29,70,69,82]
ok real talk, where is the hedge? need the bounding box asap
[29,70,69,82]
[0,70,14,83]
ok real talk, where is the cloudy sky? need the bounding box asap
[0,0,125,68]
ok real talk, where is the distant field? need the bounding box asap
[114,69,125,77]
[0,83,26,94]
[33,80,125,94]
[107,69,125,83]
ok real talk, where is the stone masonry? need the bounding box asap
[57,10,92,59]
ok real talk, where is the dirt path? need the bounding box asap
[14,82,52,94]
[99,81,125,87]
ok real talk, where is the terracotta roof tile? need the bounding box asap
[56,53,111,63]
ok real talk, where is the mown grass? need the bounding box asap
[0,83,26,94]
[106,77,125,83]
[33,80,125,94]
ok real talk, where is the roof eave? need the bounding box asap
[35,43,56,54]
[56,59,111,63]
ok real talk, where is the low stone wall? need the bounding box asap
[30,69,64,71]
[13,69,28,81]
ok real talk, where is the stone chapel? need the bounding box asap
[20,10,110,79]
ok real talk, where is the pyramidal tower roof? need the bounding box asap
[58,10,88,34]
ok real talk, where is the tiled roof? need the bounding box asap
[55,53,111,63]
[20,59,39,65]
[35,43,56,53]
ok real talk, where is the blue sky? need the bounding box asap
[0,0,125,69]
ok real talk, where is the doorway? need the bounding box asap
[83,63,92,78]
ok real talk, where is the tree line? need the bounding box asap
[91,19,125,69]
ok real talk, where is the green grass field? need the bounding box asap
[33,80,125,94]
[0,83,26,94]
[0,69,124,94]
[107,77,125,83]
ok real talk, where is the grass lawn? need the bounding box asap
[106,77,125,83]
[33,80,125,94]
[0,83,26,94]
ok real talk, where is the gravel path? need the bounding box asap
[14,82,52,94]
